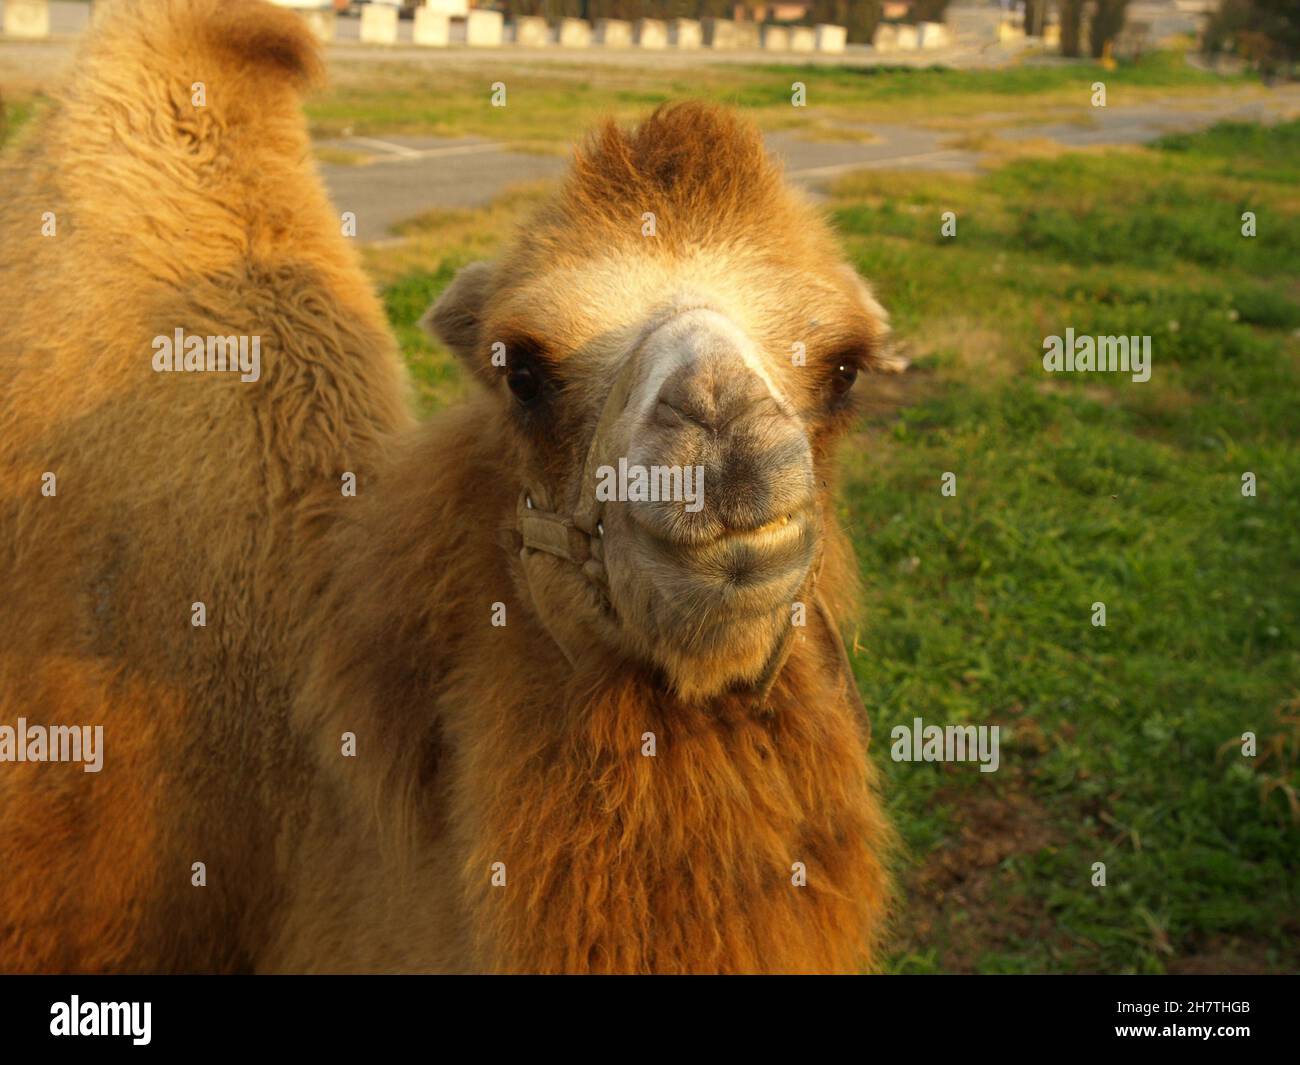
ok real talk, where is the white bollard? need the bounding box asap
[789,26,816,53]
[669,18,702,50]
[873,23,898,52]
[595,19,632,48]
[761,25,790,51]
[514,15,548,47]
[466,9,504,47]
[635,18,668,49]
[413,8,450,47]
[702,18,738,49]
[3,0,51,39]
[302,9,337,44]
[896,24,919,49]
[359,4,398,45]
[555,17,592,47]
[814,23,847,53]
[425,0,470,14]
[918,21,948,48]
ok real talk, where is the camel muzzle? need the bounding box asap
[512,307,859,714]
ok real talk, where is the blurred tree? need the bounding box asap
[845,0,882,41]
[909,0,951,21]
[1059,0,1084,56]
[660,0,697,17]
[1088,0,1130,57]
[1204,0,1300,77]
[1023,0,1046,35]
[505,0,582,15]
[808,0,880,43]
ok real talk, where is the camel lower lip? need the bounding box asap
[632,510,812,554]
[629,514,814,619]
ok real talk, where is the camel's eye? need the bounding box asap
[501,339,556,408]
[830,362,859,397]
[507,363,543,405]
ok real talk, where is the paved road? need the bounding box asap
[321,88,1300,240]
[5,4,1298,240]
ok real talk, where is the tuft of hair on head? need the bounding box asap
[560,101,789,242]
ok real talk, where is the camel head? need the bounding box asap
[426,103,890,702]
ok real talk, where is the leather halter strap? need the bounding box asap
[514,345,645,666]
[515,336,645,590]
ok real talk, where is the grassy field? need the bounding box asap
[306,47,1254,150]
[0,45,1261,153]
[368,117,1300,974]
[833,121,1300,973]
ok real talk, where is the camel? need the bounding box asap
[0,0,893,973]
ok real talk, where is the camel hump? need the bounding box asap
[89,0,322,93]
[2,0,336,271]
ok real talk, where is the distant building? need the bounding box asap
[736,2,812,23]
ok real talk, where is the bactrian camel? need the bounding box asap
[0,0,893,973]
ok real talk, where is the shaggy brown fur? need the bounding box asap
[0,0,891,973]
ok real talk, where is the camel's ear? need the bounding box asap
[421,261,496,376]
[843,266,907,375]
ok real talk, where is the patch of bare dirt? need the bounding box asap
[1166,928,1300,975]
[888,783,1063,972]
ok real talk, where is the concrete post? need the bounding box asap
[514,15,548,46]
[789,25,816,52]
[814,23,847,52]
[302,9,337,44]
[555,17,592,47]
[669,19,702,49]
[635,18,668,49]
[359,3,398,45]
[466,9,504,46]
[595,19,632,47]
[413,8,450,47]
[3,0,51,39]
[761,25,790,51]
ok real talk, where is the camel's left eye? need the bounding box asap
[501,339,556,408]
[830,362,859,396]
[507,363,543,404]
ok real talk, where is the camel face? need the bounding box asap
[430,103,888,700]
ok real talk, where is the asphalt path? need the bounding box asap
[318,89,1300,240]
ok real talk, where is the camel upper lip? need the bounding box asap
[629,506,814,555]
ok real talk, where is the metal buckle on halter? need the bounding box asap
[517,491,591,566]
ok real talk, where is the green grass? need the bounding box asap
[0,46,1257,153]
[830,119,1300,973]
[0,93,40,150]
[369,117,1300,973]
[306,47,1253,146]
